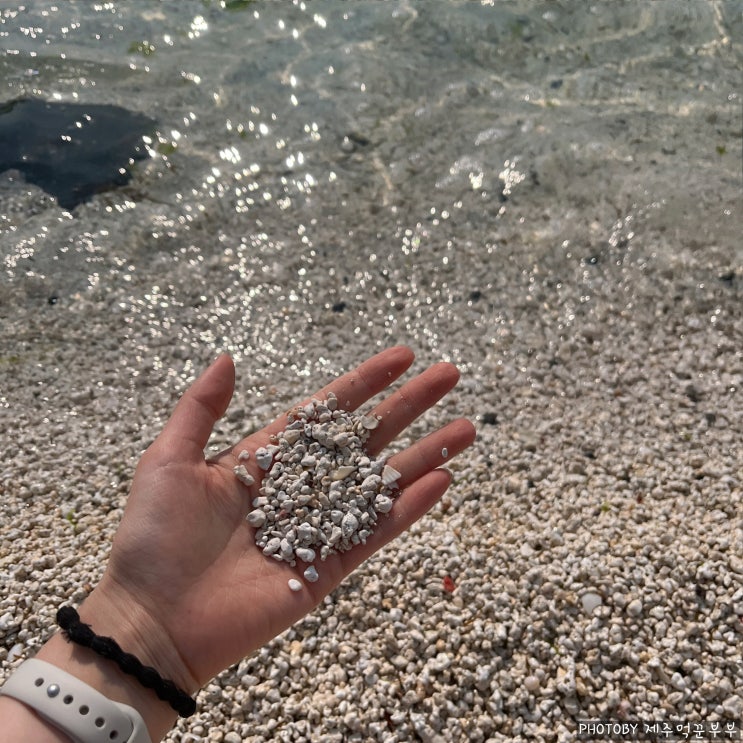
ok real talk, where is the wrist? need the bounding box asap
[76,578,199,696]
[34,583,198,740]
[0,659,152,743]
[34,636,175,741]
[0,693,74,743]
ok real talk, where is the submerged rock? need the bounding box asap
[0,97,156,210]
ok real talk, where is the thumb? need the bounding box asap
[155,354,235,462]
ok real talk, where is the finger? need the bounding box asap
[363,361,461,456]
[323,345,416,410]
[388,417,477,487]
[260,345,415,440]
[156,355,235,462]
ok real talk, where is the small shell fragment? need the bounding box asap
[237,450,251,461]
[381,464,402,486]
[360,414,379,430]
[303,565,319,583]
[331,465,356,481]
[233,465,255,487]
[441,447,448,458]
[288,579,303,592]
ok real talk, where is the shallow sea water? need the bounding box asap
[2,1,740,381]
[1,2,742,741]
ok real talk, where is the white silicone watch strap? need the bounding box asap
[0,658,152,743]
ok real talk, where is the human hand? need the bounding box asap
[83,346,475,694]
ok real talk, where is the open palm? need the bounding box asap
[91,346,475,692]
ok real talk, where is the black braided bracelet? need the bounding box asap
[57,605,196,717]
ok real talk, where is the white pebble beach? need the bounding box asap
[1,3,741,741]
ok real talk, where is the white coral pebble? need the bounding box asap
[246,509,266,527]
[233,465,255,486]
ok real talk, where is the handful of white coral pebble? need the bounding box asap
[238,392,402,590]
